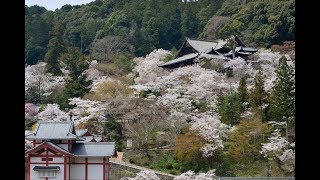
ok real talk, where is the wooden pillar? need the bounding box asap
[64,156,67,180]
[85,158,88,180]
[69,157,71,180]
[27,156,30,180]
[45,146,48,180]
[107,160,110,180]
[103,157,106,180]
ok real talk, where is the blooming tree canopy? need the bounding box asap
[25,103,39,119]
[25,62,65,95]
[68,97,109,124]
[260,122,295,172]
[36,104,69,121]
[190,113,230,157]
[174,170,216,180]
[122,170,160,180]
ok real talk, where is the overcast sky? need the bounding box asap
[25,0,96,11]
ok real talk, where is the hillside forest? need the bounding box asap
[25,0,295,178]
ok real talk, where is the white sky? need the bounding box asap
[25,0,96,11]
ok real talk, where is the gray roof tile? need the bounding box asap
[158,53,199,67]
[25,121,79,140]
[75,129,88,137]
[71,142,116,157]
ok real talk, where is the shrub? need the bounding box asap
[166,163,174,170]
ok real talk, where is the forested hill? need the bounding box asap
[25,0,294,65]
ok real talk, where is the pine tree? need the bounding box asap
[268,56,294,139]
[249,71,268,120]
[60,47,92,108]
[44,22,65,75]
[249,71,267,109]
[237,76,249,112]
[217,91,241,126]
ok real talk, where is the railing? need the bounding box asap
[109,159,176,180]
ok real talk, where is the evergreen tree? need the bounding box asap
[249,71,267,109]
[217,91,241,126]
[268,56,294,139]
[44,22,65,75]
[249,71,268,120]
[237,76,249,112]
[181,1,199,38]
[60,47,92,108]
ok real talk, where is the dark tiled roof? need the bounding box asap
[25,141,74,157]
[25,121,80,140]
[75,129,88,136]
[71,142,116,157]
[158,53,199,67]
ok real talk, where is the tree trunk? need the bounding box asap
[232,36,236,59]
[286,119,289,141]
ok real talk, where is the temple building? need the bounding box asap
[158,37,257,69]
[25,121,116,180]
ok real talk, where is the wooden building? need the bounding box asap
[158,37,257,69]
[25,121,116,180]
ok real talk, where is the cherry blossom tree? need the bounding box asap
[121,170,160,180]
[25,62,65,95]
[68,97,109,124]
[36,104,69,121]
[260,121,295,173]
[174,170,216,180]
[223,57,256,78]
[25,103,39,119]
[133,49,170,84]
[190,113,230,157]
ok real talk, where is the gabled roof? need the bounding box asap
[75,129,89,137]
[187,39,227,53]
[25,121,80,140]
[25,141,74,157]
[81,135,103,142]
[94,136,103,142]
[83,136,95,142]
[71,142,116,157]
[158,53,199,67]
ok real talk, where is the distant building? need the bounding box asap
[158,37,257,69]
[25,121,116,180]
[75,129,104,142]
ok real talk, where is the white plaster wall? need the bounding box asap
[51,157,64,163]
[70,164,85,180]
[88,164,103,180]
[30,164,65,180]
[88,157,103,163]
[30,157,43,163]
[74,157,85,163]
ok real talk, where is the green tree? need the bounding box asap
[60,47,92,108]
[217,91,241,126]
[249,71,268,117]
[44,22,65,75]
[175,126,204,164]
[227,119,271,161]
[268,56,295,139]
[237,76,249,112]
[181,2,199,38]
